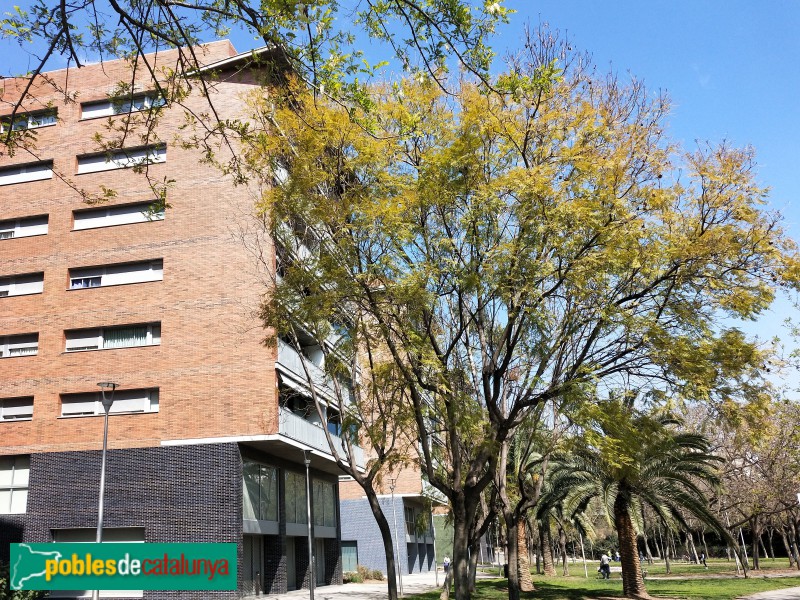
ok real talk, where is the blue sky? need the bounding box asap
[3,0,800,386]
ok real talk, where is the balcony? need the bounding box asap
[278,406,365,469]
[276,339,353,404]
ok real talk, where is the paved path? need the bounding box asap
[243,571,443,600]
[738,588,800,600]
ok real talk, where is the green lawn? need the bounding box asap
[452,559,800,600]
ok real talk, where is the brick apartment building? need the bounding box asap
[0,41,364,598]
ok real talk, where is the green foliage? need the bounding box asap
[0,0,509,104]
[343,571,364,583]
[353,564,383,581]
[0,562,45,600]
[252,32,799,598]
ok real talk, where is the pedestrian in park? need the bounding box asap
[600,552,611,579]
[614,550,620,562]
[443,556,451,574]
[700,552,708,568]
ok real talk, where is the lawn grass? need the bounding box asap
[450,558,800,600]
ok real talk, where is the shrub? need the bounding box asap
[369,569,384,581]
[356,564,371,580]
[0,561,45,600]
[343,571,363,583]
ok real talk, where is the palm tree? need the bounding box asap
[542,401,733,599]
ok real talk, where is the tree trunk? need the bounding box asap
[682,531,692,562]
[760,533,771,561]
[700,530,710,563]
[790,521,800,570]
[687,530,700,564]
[780,526,796,568]
[504,510,520,600]
[767,528,776,560]
[653,527,663,561]
[440,570,453,600]
[641,528,654,565]
[614,491,649,599]
[559,525,569,576]
[751,516,761,570]
[468,540,479,593]
[365,489,399,600]
[539,517,556,576]
[517,519,534,591]
[452,500,472,600]
[663,528,672,575]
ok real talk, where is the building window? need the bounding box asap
[60,389,159,417]
[405,506,415,536]
[0,110,57,133]
[80,93,165,119]
[65,323,160,352]
[76,145,166,175]
[0,397,33,421]
[0,272,44,297]
[0,455,29,514]
[73,202,164,230]
[0,333,38,358]
[243,461,278,522]
[313,479,336,528]
[0,214,48,240]
[285,471,308,524]
[0,161,53,186]
[341,541,358,573]
[69,260,162,289]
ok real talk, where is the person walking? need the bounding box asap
[600,552,611,579]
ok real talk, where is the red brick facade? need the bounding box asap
[0,41,280,454]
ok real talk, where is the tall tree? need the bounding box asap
[544,402,738,599]
[0,0,509,148]
[249,27,799,599]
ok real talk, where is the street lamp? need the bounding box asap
[93,381,118,600]
[304,450,315,600]
[389,478,403,598]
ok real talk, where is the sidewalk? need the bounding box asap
[739,588,800,600]
[243,571,443,600]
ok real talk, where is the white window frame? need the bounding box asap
[0,214,48,240]
[80,93,165,120]
[60,388,159,417]
[69,260,163,290]
[76,145,166,175]
[64,323,160,352]
[0,334,39,358]
[0,397,34,421]
[0,161,53,186]
[0,455,30,514]
[0,272,44,297]
[73,202,164,231]
[0,110,57,133]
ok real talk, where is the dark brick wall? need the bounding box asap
[295,535,311,590]
[22,443,242,600]
[262,534,284,594]
[323,537,341,584]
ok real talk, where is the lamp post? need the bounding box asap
[304,450,315,600]
[389,478,403,598]
[92,381,118,600]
